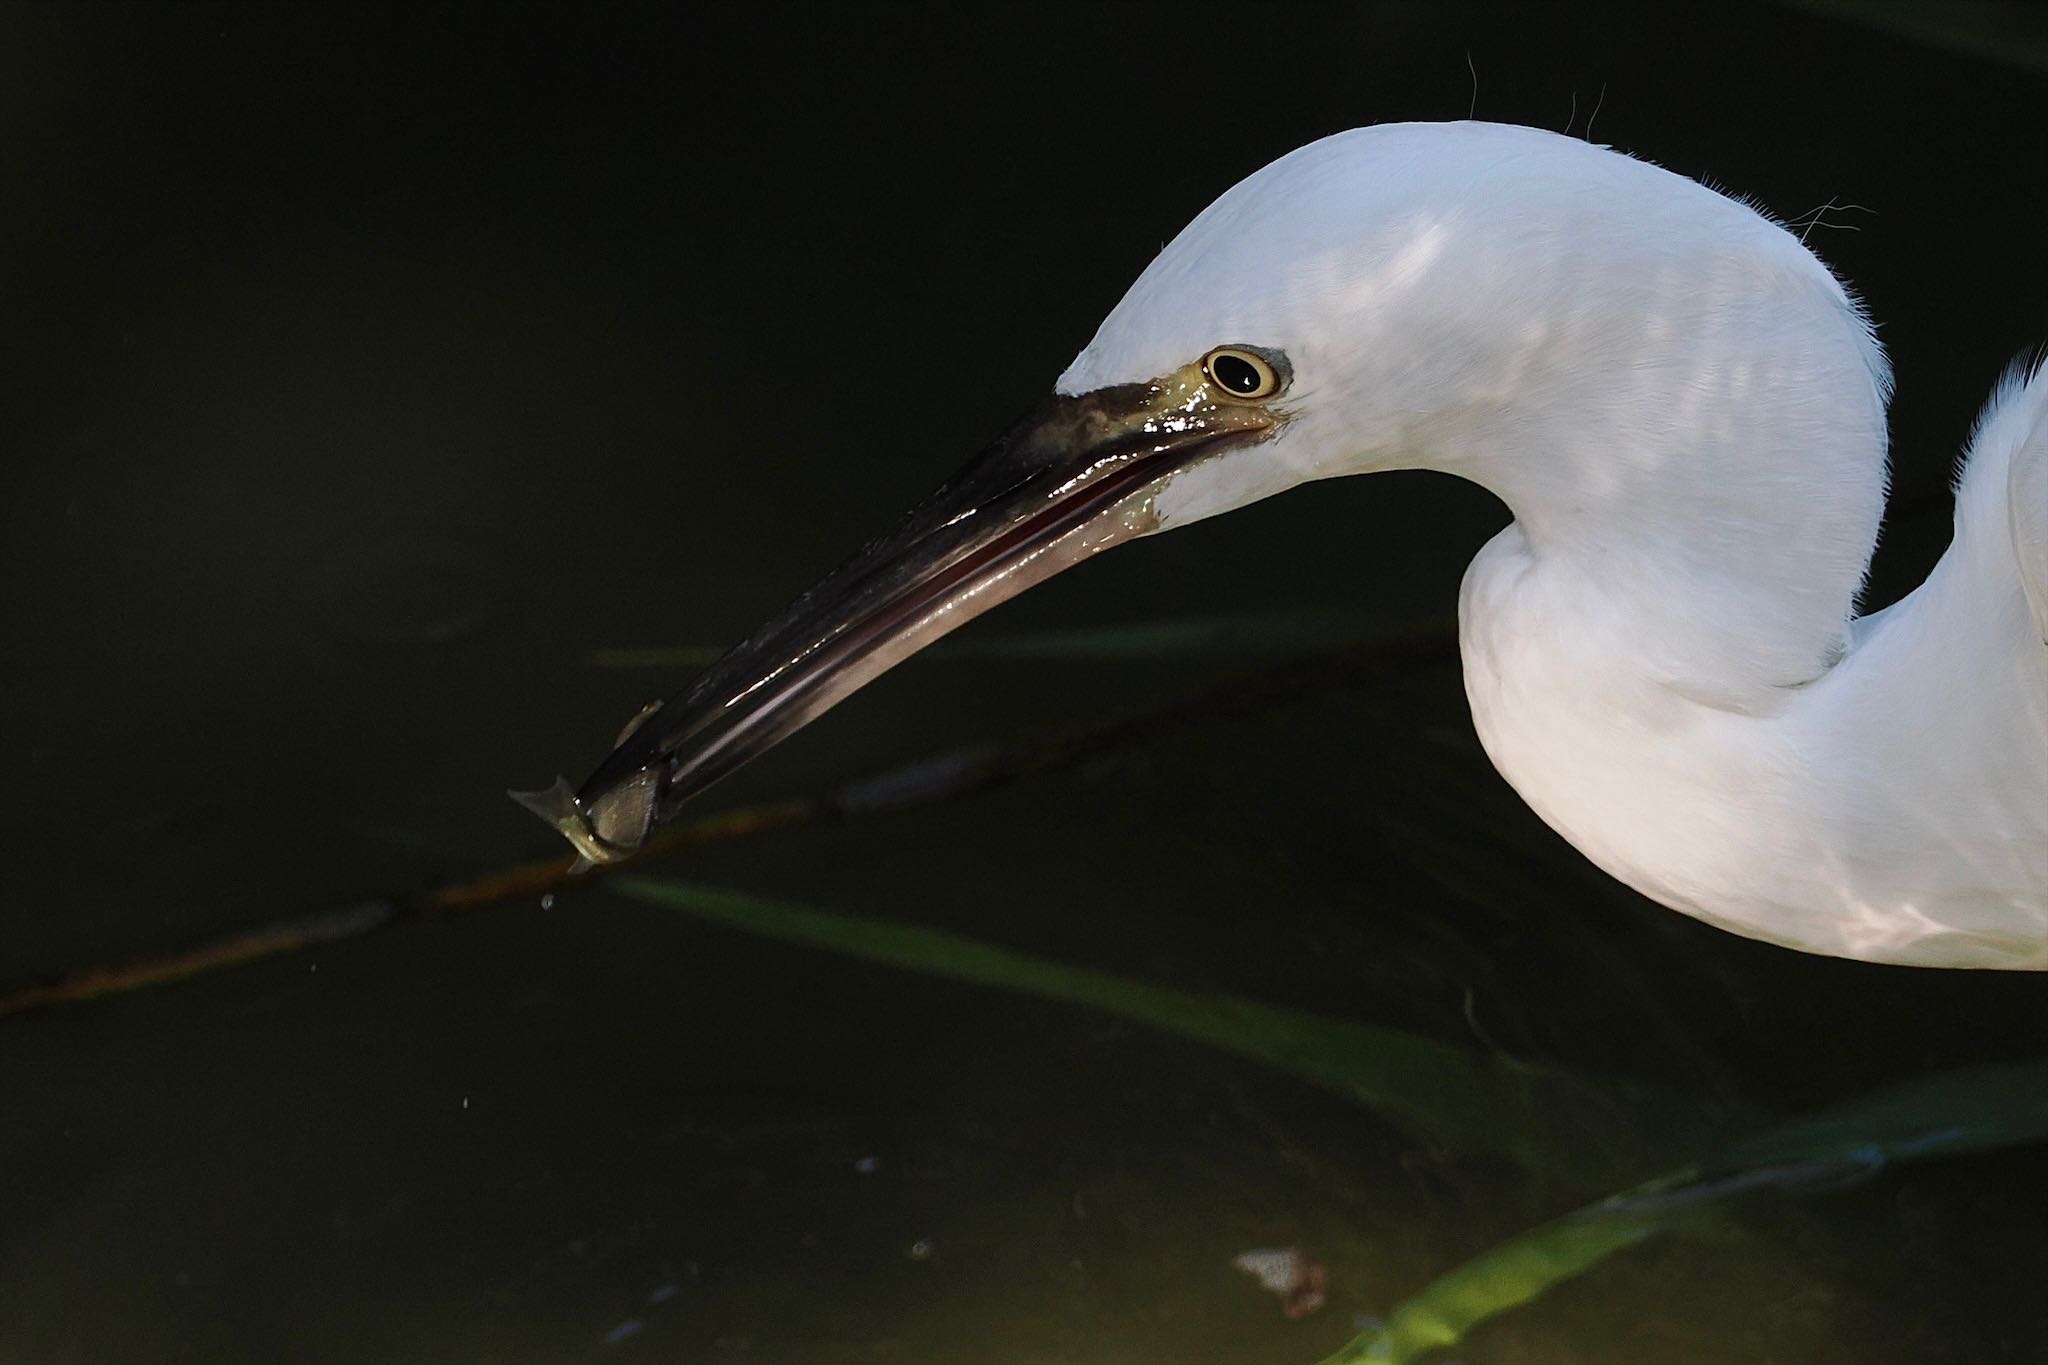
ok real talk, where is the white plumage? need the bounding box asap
[1060,122,2048,967]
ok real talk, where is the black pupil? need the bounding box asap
[1212,353,1263,394]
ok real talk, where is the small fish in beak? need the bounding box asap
[510,701,667,866]
[512,352,1289,863]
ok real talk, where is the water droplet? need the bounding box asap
[540,893,556,911]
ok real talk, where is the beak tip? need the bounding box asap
[509,775,649,867]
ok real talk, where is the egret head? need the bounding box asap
[517,121,1890,862]
[1059,123,1887,545]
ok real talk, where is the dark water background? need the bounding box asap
[3,3,2045,1361]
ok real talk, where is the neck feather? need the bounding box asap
[1439,234,1891,702]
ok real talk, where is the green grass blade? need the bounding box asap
[1772,0,2048,75]
[607,877,1714,1172]
[1321,1058,2048,1363]
[610,879,2048,1362]
[1322,1205,1665,1364]
[1699,1060,2048,1174]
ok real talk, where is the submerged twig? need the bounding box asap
[0,633,1455,1019]
[0,901,403,1014]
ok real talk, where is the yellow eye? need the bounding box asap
[1202,346,1282,401]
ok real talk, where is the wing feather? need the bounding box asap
[2009,383,2048,646]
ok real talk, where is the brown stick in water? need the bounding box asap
[0,634,1454,1019]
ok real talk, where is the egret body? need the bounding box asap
[519,122,2048,970]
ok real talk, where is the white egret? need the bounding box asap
[517,122,2048,969]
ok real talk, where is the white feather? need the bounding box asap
[1060,122,2046,967]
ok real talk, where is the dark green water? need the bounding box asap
[4,3,2045,1361]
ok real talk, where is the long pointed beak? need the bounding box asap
[512,361,1282,863]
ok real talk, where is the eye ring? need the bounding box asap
[1201,346,1283,402]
